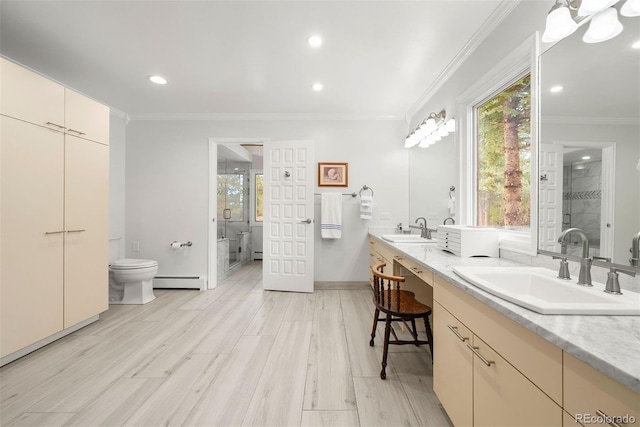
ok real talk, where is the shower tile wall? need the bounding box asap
[562,160,602,256]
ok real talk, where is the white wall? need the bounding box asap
[108,112,127,260]
[125,119,408,282]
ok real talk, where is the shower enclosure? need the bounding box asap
[218,159,252,272]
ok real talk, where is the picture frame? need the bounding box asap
[318,162,348,187]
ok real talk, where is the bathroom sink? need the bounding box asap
[452,266,640,315]
[381,234,437,243]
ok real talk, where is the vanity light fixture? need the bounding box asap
[621,0,640,16]
[583,7,623,43]
[404,110,456,149]
[582,155,592,160]
[149,75,168,85]
[542,0,637,44]
[550,85,564,93]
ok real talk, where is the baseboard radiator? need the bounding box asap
[153,276,205,290]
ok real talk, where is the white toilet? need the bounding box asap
[109,259,159,304]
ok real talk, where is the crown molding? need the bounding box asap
[542,116,640,126]
[109,108,130,125]
[404,0,522,124]
[128,113,405,122]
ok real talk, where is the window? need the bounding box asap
[217,173,244,221]
[475,73,531,230]
[255,173,263,222]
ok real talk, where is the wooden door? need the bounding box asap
[64,135,109,327]
[539,144,563,252]
[263,140,314,292]
[433,302,473,427]
[0,117,64,357]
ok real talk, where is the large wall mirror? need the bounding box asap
[408,134,457,229]
[539,13,640,267]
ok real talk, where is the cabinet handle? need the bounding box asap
[67,128,87,136]
[45,230,65,235]
[45,121,66,129]
[66,229,86,233]
[466,344,495,366]
[411,266,423,274]
[394,256,403,260]
[595,410,623,427]
[447,325,469,342]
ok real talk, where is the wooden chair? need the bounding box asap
[369,262,433,379]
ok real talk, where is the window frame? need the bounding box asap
[250,169,264,227]
[457,35,539,256]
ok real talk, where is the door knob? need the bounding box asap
[300,219,312,224]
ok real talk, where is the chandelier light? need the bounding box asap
[404,110,456,149]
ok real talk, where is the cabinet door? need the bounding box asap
[1,117,64,357]
[64,89,110,145]
[0,57,65,129]
[473,335,562,427]
[64,135,109,327]
[433,302,473,427]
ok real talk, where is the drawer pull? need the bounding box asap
[46,121,66,129]
[467,344,495,366]
[66,229,86,233]
[447,325,469,342]
[595,410,624,427]
[45,230,65,235]
[411,266,423,274]
[395,256,403,260]
[67,128,87,136]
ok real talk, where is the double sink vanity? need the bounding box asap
[369,229,639,427]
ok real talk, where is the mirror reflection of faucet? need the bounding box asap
[630,231,640,267]
[443,217,455,225]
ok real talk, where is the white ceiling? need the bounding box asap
[0,0,510,120]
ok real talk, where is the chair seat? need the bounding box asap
[374,290,432,316]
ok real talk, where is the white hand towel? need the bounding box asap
[448,196,456,216]
[321,193,342,239]
[360,195,373,220]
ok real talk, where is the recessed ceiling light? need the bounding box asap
[312,83,323,92]
[550,85,563,93]
[582,155,591,160]
[307,35,323,48]
[633,40,640,49]
[149,75,168,85]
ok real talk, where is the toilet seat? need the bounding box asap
[110,259,158,270]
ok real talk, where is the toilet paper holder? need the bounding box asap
[170,241,193,248]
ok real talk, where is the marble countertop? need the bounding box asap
[369,231,640,393]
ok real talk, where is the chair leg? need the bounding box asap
[370,308,380,346]
[410,318,419,345]
[424,314,434,362]
[381,314,392,380]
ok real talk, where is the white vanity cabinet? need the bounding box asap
[0,58,109,361]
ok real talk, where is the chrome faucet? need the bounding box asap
[409,217,432,239]
[630,231,640,267]
[604,265,636,295]
[443,217,455,225]
[558,227,592,286]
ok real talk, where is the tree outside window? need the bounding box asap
[218,174,244,221]
[476,73,531,229]
[255,173,263,222]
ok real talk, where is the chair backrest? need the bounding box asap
[371,262,406,312]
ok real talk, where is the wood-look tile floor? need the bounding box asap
[0,262,453,427]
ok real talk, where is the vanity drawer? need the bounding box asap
[434,274,562,404]
[564,353,640,426]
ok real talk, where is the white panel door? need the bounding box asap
[539,144,563,252]
[263,140,314,292]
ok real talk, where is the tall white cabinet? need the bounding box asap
[0,57,110,362]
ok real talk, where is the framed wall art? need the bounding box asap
[318,162,348,187]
